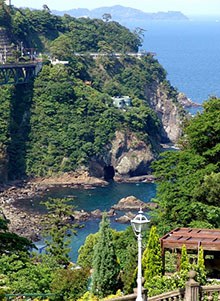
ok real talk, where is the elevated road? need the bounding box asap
[0,62,42,85]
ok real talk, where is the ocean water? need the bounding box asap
[127,18,220,104]
[30,182,156,262]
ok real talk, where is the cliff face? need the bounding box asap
[88,81,184,179]
[144,82,183,143]
[89,131,158,179]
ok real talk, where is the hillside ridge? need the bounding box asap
[52,5,188,22]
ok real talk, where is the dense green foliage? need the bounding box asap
[0,215,33,255]
[0,252,90,299]
[142,226,163,285]
[78,227,137,270]
[41,198,76,266]
[151,98,220,234]
[77,290,123,301]
[0,57,166,178]
[146,245,207,297]
[0,253,59,294]
[77,232,99,269]
[0,3,140,52]
[0,203,88,299]
[92,214,120,298]
[77,226,138,294]
[51,268,90,300]
[0,4,182,180]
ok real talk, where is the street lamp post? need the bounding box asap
[131,209,150,301]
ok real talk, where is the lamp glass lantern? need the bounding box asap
[131,209,150,236]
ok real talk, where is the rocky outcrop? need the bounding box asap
[111,131,157,177]
[177,92,200,108]
[144,82,183,143]
[115,174,156,183]
[115,212,136,224]
[111,195,158,211]
[89,131,158,179]
[88,82,186,180]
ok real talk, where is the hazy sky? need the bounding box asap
[11,0,220,16]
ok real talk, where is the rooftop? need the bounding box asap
[160,227,220,251]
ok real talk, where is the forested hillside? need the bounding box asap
[151,97,220,233]
[0,3,185,181]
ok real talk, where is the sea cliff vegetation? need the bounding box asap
[0,3,183,181]
[151,97,220,233]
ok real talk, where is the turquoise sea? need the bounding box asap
[31,182,156,262]
[33,17,220,262]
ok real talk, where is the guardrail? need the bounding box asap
[6,293,61,300]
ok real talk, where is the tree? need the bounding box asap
[133,27,146,45]
[121,244,137,294]
[0,213,34,255]
[41,198,76,266]
[50,268,90,300]
[92,213,120,298]
[192,172,220,206]
[198,246,205,270]
[102,13,112,22]
[42,4,50,12]
[195,246,206,284]
[151,97,220,234]
[77,232,99,269]
[143,226,163,285]
[180,244,189,271]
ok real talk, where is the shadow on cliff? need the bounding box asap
[7,82,34,181]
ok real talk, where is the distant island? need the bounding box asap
[52,5,189,22]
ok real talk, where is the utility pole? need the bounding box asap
[4,45,7,63]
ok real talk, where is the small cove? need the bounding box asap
[17,181,156,262]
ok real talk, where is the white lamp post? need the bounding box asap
[131,209,150,301]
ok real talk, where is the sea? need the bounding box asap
[34,16,220,262]
[33,182,156,262]
[128,15,220,106]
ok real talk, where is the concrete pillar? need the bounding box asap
[185,271,200,301]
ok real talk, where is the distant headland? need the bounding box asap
[52,5,189,22]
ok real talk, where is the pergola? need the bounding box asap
[160,227,220,272]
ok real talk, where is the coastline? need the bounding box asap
[0,171,156,241]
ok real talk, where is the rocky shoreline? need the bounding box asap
[0,171,156,242]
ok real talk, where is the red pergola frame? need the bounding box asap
[160,227,220,272]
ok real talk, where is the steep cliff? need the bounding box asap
[144,82,183,142]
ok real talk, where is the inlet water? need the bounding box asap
[22,182,156,262]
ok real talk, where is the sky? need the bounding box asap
[11,0,220,16]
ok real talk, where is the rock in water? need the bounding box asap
[112,195,158,211]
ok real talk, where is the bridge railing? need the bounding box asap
[200,284,220,301]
